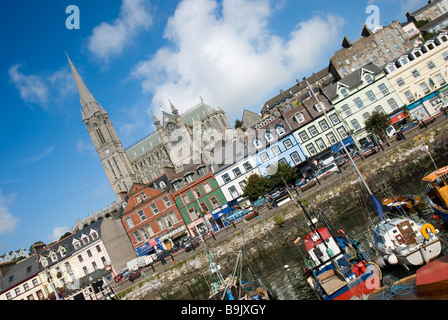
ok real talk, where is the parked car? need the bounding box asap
[295,176,317,191]
[182,236,201,253]
[314,163,339,181]
[253,196,270,210]
[360,142,379,158]
[113,269,129,283]
[224,208,253,225]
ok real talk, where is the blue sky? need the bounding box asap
[0,0,427,253]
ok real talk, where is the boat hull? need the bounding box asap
[330,266,381,300]
[429,198,448,223]
[373,239,442,267]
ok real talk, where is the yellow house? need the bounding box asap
[385,31,448,120]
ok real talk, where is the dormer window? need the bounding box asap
[340,88,348,98]
[398,56,409,66]
[59,246,68,257]
[91,230,99,240]
[265,132,274,142]
[73,239,81,250]
[197,166,206,176]
[136,195,142,203]
[276,125,285,136]
[385,63,397,73]
[41,258,49,268]
[141,192,147,200]
[50,252,58,262]
[81,234,89,245]
[173,180,182,191]
[294,112,305,123]
[185,174,194,184]
[253,139,262,148]
[364,74,373,84]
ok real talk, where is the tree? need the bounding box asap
[242,174,271,201]
[267,163,298,189]
[364,111,391,143]
[234,119,246,132]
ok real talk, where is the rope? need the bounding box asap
[380,275,415,300]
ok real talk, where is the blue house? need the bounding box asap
[245,115,307,177]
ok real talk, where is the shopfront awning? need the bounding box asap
[330,136,355,153]
[211,203,232,220]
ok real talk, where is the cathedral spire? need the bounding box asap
[169,99,179,118]
[66,52,100,117]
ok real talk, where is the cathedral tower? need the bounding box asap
[67,54,135,201]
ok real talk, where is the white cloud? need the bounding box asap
[0,191,19,236]
[8,64,49,109]
[48,226,70,243]
[131,0,345,120]
[8,64,77,110]
[20,146,55,163]
[87,0,153,61]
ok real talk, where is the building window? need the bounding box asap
[340,88,349,98]
[298,131,309,142]
[427,60,436,69]
[386,48,392,55]
[181,194,190,205]
[362,112,371,121]
[133,231,142,243]
[276,125,285,136]
[253,139,262,148]
[329,113,340,124]
[193,188,201,199]
[138,210,146,221]
[141,192,147,200]
[283,139,293,149]
[96,245,102,253]
[341,104,352,117]
[265,131,274,142]
[364,74,373,84]
[354,97,364,109]
[305,143,317,156]
[404,90,414,103]
[375,105,385,114]
[326,132,337,145]
[209,196,220,209]
[157,218,166,230]
[350,119,361,131]
[136,195,142,203]
[294,112,305,123]
[290,152,302,165]
[243,162,252,171]
[185,174,194,184]
[318,119,329,131]
[387,98,399,110]
[396,78,405,87]
[315,138,326,151]
[260,152,269,163]
[164,216,173,228]
[232,168,242,177]
[222,173,231,184]
[443,52,448,61]
[271,145,281,155]
[125,217,134,229]
[87,250,92,258]
[378,83,389,96]
[366,90,376,102]
[308,125,318,137]
[203,183,212,193]
[419,81,430,94]
[163,196,172,208]
[412,69,420,78]
[228,186,239,199]
[435,73,446,85]
[150,203,159,214]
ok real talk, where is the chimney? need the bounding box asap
[31,242,46,258]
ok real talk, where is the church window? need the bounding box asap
[108,160,117,178]
[219,115,227,128]
[213,118,222,130]
[95,125,106,145]
[113,157,122,175]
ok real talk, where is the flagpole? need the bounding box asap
[305,79,383,219]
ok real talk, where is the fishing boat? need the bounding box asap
[298,214,381,300]
[371,217,441,267]
[382,195,425,214]
[423,165,448,223]
[207,250,277,300]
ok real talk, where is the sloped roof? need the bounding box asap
[324,63,383,100]
[0,256,41,293]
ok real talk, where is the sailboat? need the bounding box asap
[307,80,441,270]
[299,212,382,300]
[423,165,448,223]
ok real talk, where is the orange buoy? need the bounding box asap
[294,236,301,245]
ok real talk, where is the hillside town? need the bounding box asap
[3,0,448,300]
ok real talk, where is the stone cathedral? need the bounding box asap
[67,55,232,201]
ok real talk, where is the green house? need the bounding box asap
[170,164,228,236]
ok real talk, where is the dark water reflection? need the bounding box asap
[244,167,448,300]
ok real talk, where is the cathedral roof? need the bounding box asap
[126,132,163,162]
[125,101,222,162]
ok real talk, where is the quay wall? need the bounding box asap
[121,119,448,300]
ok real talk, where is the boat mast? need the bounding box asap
[306,79,383,220]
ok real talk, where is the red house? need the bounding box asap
[121,183,188,255]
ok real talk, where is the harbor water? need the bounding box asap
[235,167,448,300]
